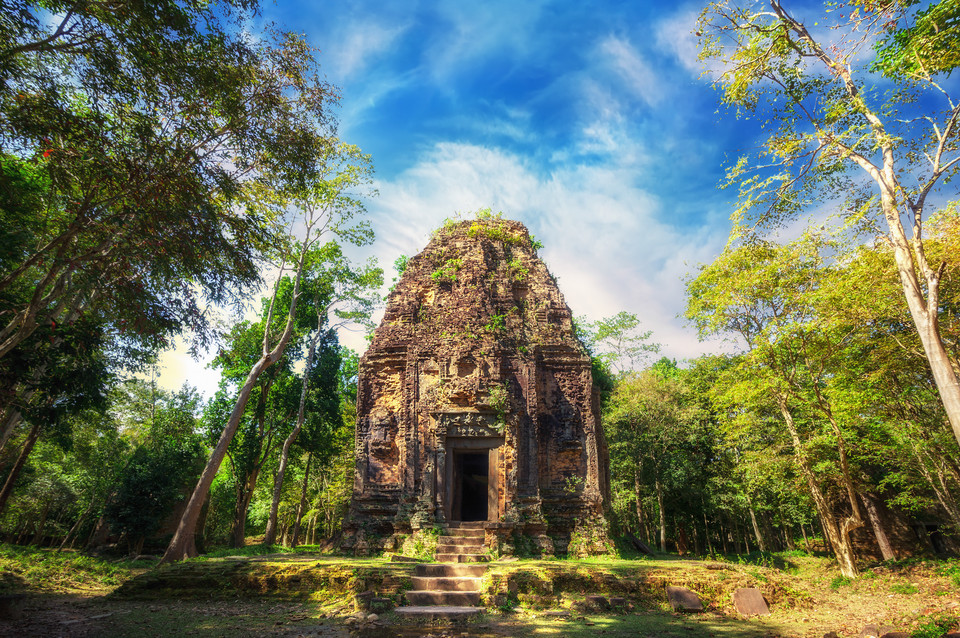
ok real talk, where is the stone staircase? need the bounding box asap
[395,522,489,620]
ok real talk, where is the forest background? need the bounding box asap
[1,0,960,584]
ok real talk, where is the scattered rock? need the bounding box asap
[541,610,571,617]
[704,562,734,571]
[370,597,393,613]
[354,591,374,612]
[860,624,880,638]
[823,633,840,638]
[584,595,610,612]
[366,613,379,622]
[626,532,654,556]
[666,586,703,613]
[388,554,418,563]
[733,588,769,616]
[878,633,910,638]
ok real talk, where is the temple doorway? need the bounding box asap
[446,442,499,523]
[453,452,488,521]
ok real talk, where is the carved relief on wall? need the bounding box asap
[362,407,399,484]
[542,369,584,446]
[435,411,501,439]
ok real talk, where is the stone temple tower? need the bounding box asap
[344,217,610,556]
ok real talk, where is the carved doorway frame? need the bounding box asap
[444,438,500,523]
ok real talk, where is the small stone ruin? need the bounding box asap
[343,217,611,555]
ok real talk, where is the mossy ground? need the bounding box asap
[2,544,960,637]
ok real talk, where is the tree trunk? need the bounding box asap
[0,408,22,454]
[60,496,97,551]
[0,421,41,516]
[162,232,313,564]
[861,493,896,561]
[888,236,960,449]
[30,498,52,545]
[745,493,766,552]
[264,326,321,546]
[701,496,714,555]
[291,452,312,548]
[777,395,859,576]
[655,476,666,553]
[230,467,260,548]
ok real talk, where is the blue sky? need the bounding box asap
[161,0,765,394]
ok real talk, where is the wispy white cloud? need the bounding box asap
[597,35,664,108]
[326,21,410,79]
[340,141,728,362]
[423,0,549,81]
[655,8,704,77]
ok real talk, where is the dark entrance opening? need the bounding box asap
[454,452,488,522]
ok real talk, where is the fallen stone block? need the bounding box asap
[584,595,609,612]
[369,597,394,613]
[666,586,703,612]
[733,588,769,616]
[860,624,880,638]
[354,591,374,612]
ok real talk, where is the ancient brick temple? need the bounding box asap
[344,217,610,555]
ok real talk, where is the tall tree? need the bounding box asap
[0,2,340,503]
[686,234,872,576]
[162,143,376,563]
[262,245,381,546]
[697,0,960,446]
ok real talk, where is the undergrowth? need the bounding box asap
[0,544,149,592]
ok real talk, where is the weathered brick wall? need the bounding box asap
[344,218,610,554]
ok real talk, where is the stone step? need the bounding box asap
[447,521,486,529]
[412,576,481,592]
[394,606,484,621]
[405,591,481,606]
[434,553,489,563]
[438,535,484,545]
[416,563,488,578]
[442,527,484,538]
[436,543,483,554]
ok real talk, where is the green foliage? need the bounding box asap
[0,1,339,368]
[484,313,507,332]
[106,389,206,554]
[431,258,463,284]
[579,311,659,374]
[488,383,510,429]
[400,527,441,560]
[467,221,523,245]
[388,254,409,292]
[911,613,959,638]
[0,544,140,592]
[873,1,960,78]
[890,581,920,595]
[507,257,529,282]
[829,575,853,590]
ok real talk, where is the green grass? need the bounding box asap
[911,613,959,638]
[890,581,919,595]
[0,544,151,592]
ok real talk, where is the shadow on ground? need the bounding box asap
[2,596,784,638]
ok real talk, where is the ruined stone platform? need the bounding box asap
[394,605,484,620]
